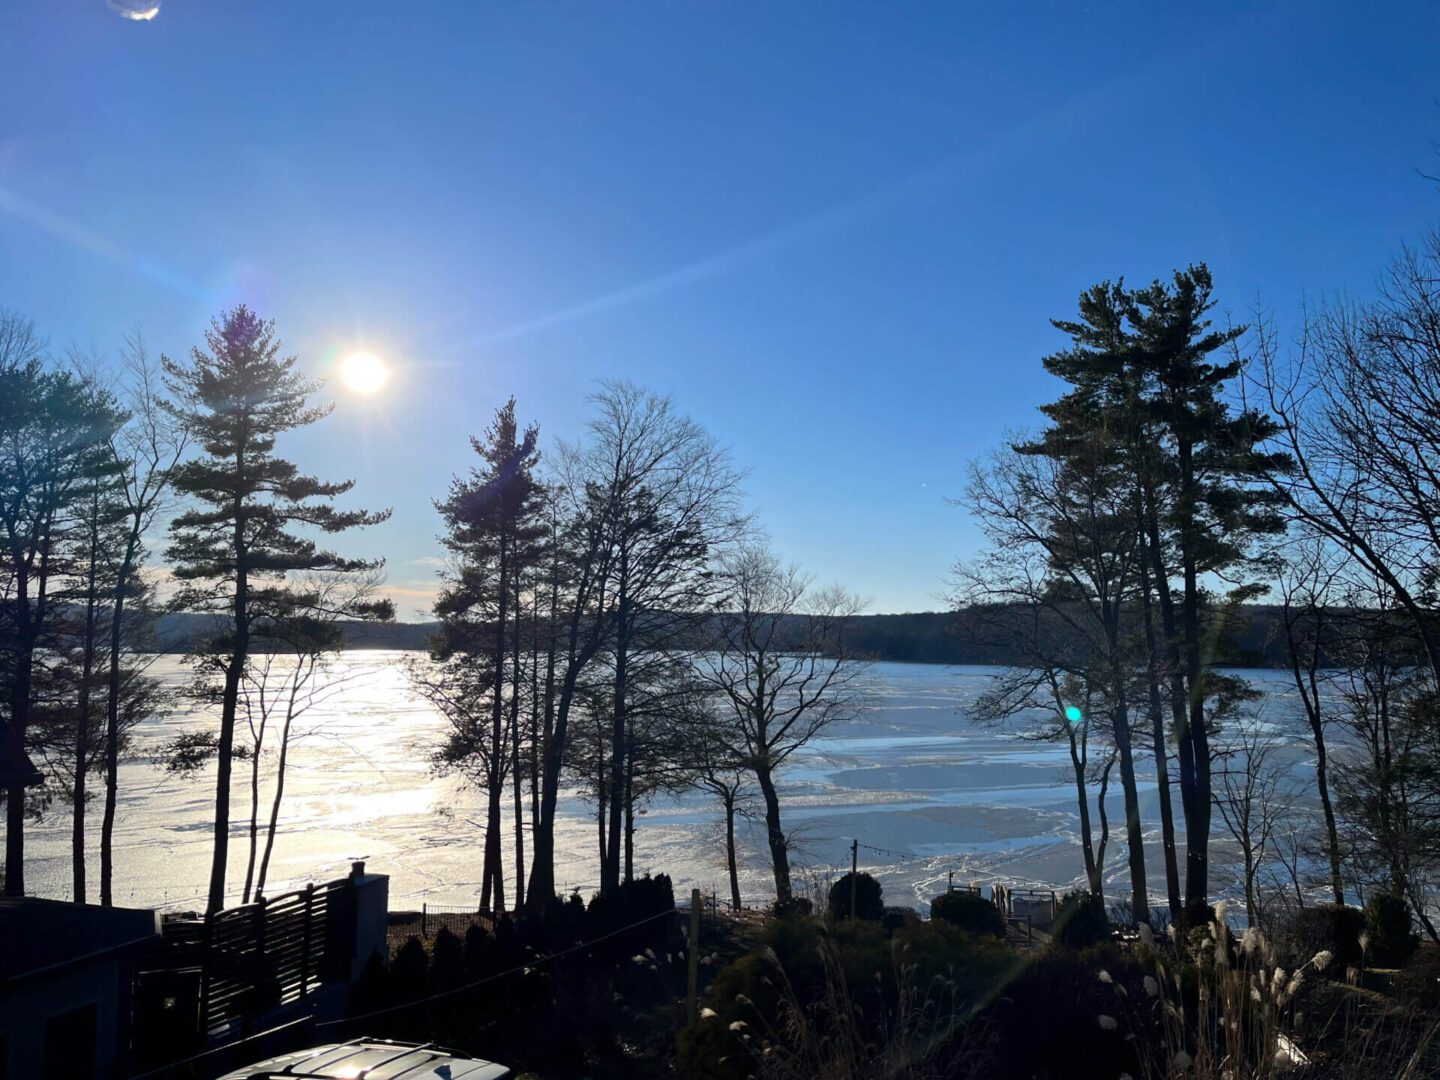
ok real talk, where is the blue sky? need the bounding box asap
[2,2,1438,617]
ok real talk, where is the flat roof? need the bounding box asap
[0,896,159,983]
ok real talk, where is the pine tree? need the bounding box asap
[1,313,122,897]
[1029,267,1290,914]
[165,307,390,913]
[420,398,545,913]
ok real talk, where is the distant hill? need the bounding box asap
[152,605,1317,667]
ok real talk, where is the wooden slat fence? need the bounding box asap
[149,880,345,1036]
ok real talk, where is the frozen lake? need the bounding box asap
[19,653,1309,914]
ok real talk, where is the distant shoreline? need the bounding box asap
[149,605,1335,669]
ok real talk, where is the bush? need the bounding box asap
[1364,891,1419,967]
[1052,889,1111,949]
[1395,946,1440,1010]
[827,871,884,921]
[1277,903,1365,973]
[930,890,1005,938]
[679,915,1017,1079]
[771,895,814,918]
[584,873,676,962]
[978,944,1144,1079]
[881,905,920,933]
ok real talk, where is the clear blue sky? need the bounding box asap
[2,2,1437,617]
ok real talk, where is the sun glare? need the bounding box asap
[339,351,389,396]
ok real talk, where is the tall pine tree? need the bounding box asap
[165,307,390,913]
[421,398,545,913]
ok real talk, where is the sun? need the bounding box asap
[339,351,389,396]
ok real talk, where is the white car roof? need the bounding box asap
[216,1040,511,1080]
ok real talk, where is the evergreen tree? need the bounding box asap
[164,307,390,913]
[419,398,545,913]
[1,313,122,897]
[1030,267,1289,913]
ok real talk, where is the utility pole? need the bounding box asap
[849,839,858,919]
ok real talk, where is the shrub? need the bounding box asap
[827,871,884,921]
[1364,891,1420,967]
[678,915,1016,1079]
[582,874,676,965]
[771,895,814,918]
[930,890,1005,938]
[881,905,920,933]
[429,926,465,990]
[1052,889,1111,950]
[1277,903,1364,973]
[1395,946,1440,1010]
[978,944,1144,1079]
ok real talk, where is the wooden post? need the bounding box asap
[300,883,315,996]
[422,901,428,938]
[850,839,858,919]
[686,888,702,1027]
[198,910,214,1037]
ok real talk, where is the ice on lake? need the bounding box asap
[19,653,1311,914]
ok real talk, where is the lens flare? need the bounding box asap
[107,0,162,20]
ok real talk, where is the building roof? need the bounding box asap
[0,896,159,983]
[217,1041,510,1080]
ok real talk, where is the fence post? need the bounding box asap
[422,902,428,939]
[686,888,702,1028]
[300,884,315,996]
[255,894,269,1009]
[198,909,213,1037]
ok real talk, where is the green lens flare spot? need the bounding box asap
[1064,705,1083,723]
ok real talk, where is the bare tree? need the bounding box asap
[1273,530,1346,904]
[696,546,864,906]
[954,551,1118,901]
[99,331,187,906]
[1328,575,1440,941]
[570,383,746,893]
[1255,232,1440,688]
[957,437,1152,922]
[1212,722,1297,930]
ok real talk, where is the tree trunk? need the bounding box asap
[723,788,741,910]
[485,528,510,914]
[1094,753,1116,905]
[1066,720,1100,895]
[1143,481,1199,917]
[5,551,41,898]
[255,676,297,898]
[1111,694,1150,924]
[595,726,607,872]
[623,755,635,885]
[73,511,102,904]
[510,593,525,911]
[605,586,630,894]
[209,468,249,915]
[754,764,792,905]
[1284,608,1344,905]
[1138,542,1183,920]
[101,537,138,907]
[485,774,505,914]
[241,706,264,904]
[526,566,604,915]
